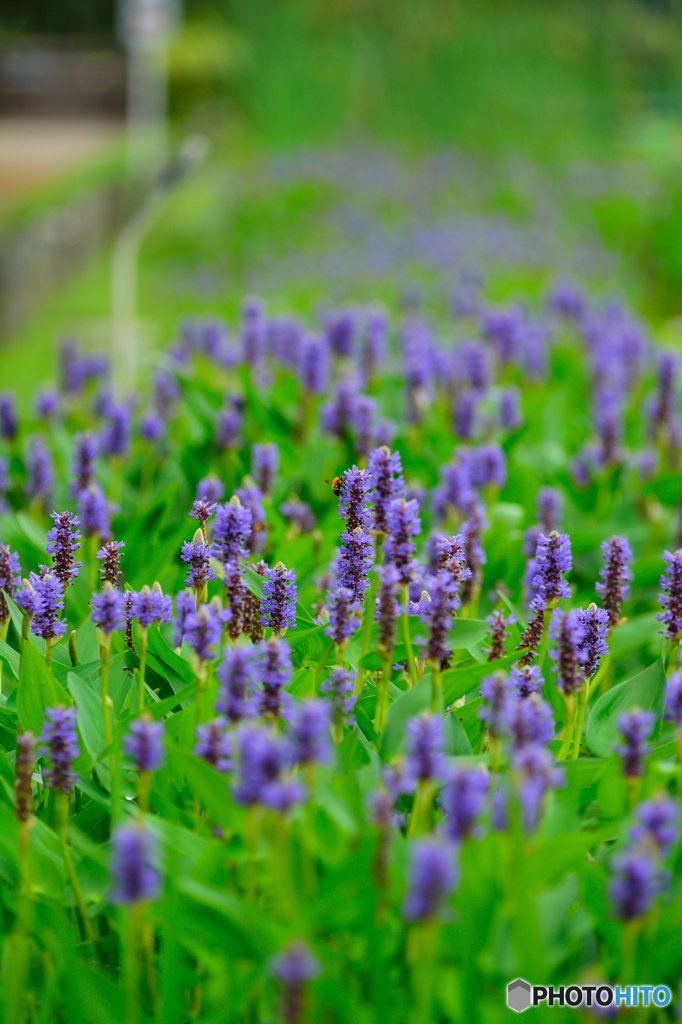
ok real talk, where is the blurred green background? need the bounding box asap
[3,0,682,395]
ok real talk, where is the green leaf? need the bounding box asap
[609,613,662,661]
[16,642,71,735]
[67,672,110,790]
[0,637,20,681]
[379,675,431,759]
[586,659,666,758]
[287,624,331,665]
[147,624,195,686]
[449,619,489,649]
[167,748,237,830]
[442,652,517,706]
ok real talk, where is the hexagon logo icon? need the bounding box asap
[507,979,532,1012]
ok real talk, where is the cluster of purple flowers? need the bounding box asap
[609,794,678,920]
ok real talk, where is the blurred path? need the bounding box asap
[0,117,122,199]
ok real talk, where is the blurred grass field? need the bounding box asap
[5,0,682,399]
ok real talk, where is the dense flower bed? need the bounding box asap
[0,284,681,1021]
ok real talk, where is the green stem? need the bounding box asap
[123,904,142,1024]
[668,638,681,677]
[100,643,119,820]
[88,535,98,594]
[556,697,577,761]
[570,675,590,760]
[588,650,611,699]
[406,779,435,838]
[536,608,552,671]
[430,660,442,714]
[137,629,148,711]
[401,586,418,689]
[313,641,334,688]
[374,652,392,734]
[356,536,384,699]
[56,792,98,948]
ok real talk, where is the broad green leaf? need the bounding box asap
[586,659,665,758]
[442,652,517,706]
[16,642,71,735]
[147,624,195,686]
[379,675,431,759]
[609,613,662,661]
[67,672,111,790]
[0,636,20,681]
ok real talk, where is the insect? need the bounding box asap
[325,476,343,496]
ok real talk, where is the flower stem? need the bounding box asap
[429,661,442,714]
[56,792,98,948]
[137,629,148,711]
[556,696,577,761]
[570,675,590,760]
[313,641,334,688]
[100,643,119,820]
[406,779,435,838]
[400,586,418,689]
[375,652,392,733]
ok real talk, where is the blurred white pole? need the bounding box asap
[119,0,180,173]
[111,136,210,396]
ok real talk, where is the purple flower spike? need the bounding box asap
[319,667,356,723]
[130,584,173,629]
[100,402,132,458]
[46,511,82,590]
[479,672,514,739]
[255,638,293,720]
[210,498,252,566]
[70,432,98,497]
[508,695,554,751]
[631,795,679,858]
[513,744,564,832]
[216,646,254,723]
[30,570,67,640]
[196,475,224,506]
[289,700,332,766]
[190,498,217,528]
[26,437,54,510]
[325,583,359,647]
[269,941,321,1004]
[184,602,226,661]
[124,715,165,772]
[38,706,79,792]
[532,531,572,607]
[181,532,217,592]
[232,724,304,812]
[279,496,316,535]
[441,766,489,842]
[405,713,446,787]
[77,483,110,540]
[0,393,18,441]
[367,446,405,534]
[509,664,544,699]
[484,610,514,662]
[110,823,161,904]
[402,839,458,922]
[172,589,195,648]
[460,500,486,606]
[608,850,663,921]
[261,562,297,633]
[420,572,457,666]
[194,718,233,773]
[0,545,21,623]
[596,536,633,628]
[384,498,421,588]
[300,334,328,394]
[251,442,279,497]
[91,585,126,635]
[658,550,682,640]
[97,540,125,586]
[577,603,609,678]
[615,709,655,778]
[335,527,374,606]
[374,563,400,652]
[338,466,372,532]
[549,609,586,696]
